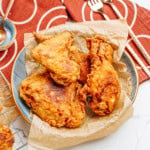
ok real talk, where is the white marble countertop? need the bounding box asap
[70,1,150,150]
[133,0,150,10]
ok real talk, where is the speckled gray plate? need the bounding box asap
[11,48,139,124]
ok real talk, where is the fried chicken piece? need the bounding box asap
[86,35,114,63]
[80,38,121,116]
[0,125,14,150]
[68,46,90,84]
[33,32,90,84]
[33,32,54,42]
[32,32,80,86]
[19,71,85,128]
[0,105,2,112]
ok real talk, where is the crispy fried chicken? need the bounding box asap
[80,37,121,116]
[33,32,53,42]
[0,105,2,112]
[19,71,85,128]
[33,32,90,84]
[0,125,14,150]
[32,32,80,86]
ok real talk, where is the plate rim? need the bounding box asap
[124,51,139,103]
[11,48,31,124]
[11,48,139,124]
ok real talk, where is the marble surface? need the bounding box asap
[133,0,150,10]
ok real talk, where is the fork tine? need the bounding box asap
[88,1,93,8]
[91,0,95,5]
[97,0,104,8]
[97,0,102,3]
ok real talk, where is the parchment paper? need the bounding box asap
[24,20,133,150]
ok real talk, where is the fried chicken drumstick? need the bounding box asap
[0,125,14,150]
[19,71,85,128]
[80,37,121,116]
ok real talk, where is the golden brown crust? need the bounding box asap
[19,71,85,128]
[32,32,80,86]
[0,125,14,150]
[0,105,2,113]
[33,32,54,42]
[80,37,121,116]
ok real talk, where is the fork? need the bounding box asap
[88,0,150,77]
[102,0,150,65]
[88,0,110,20]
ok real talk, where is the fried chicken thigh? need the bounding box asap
[80,37,121,116]
[0,125,14,150]
[19,71,85,128]
[32,32,80,86]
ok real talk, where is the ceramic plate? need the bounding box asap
[11,48,139,124]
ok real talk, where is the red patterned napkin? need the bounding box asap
[0,0,67,82]
[0,0,150,84]
[63,0,150,83]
